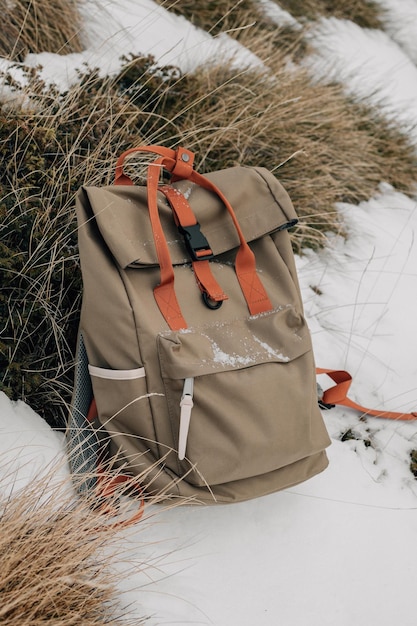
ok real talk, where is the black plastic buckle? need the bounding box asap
[318,400,336,410]
[178,223,213,261]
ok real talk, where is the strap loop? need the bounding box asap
[114,145,177,185]
[171,147,195,178]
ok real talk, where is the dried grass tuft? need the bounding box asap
[0,0,84,61]
[156,0,308,58]
[158,0,285,37]
[276,0,385,29]
[0,463,150,625]
[157,0,385,35]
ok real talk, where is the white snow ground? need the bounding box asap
[1,1,417,624]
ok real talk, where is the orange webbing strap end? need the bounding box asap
[86,399,145,529]
[316,368,417,420]
[159,185,228,304]
[86,396,99,421]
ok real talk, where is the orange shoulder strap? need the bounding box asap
[317,368,417,420]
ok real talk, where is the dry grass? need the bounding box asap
[156,0,308,58]
[157,0,384,35]
[0,0,84,61]
[156,0,385,66]
[158,0,288,38]
[0,464,149,625]
[276,0,384,29]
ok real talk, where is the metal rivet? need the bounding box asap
[181,153,190,162]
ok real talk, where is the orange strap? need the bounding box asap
[93,472,145,530]
[145,159,188,330]
[159,185,228,304]
[114,146,273,324]
[185,167,273,315]
[317,368,417,420]
[114,145,195,184]
[86,398,145,529]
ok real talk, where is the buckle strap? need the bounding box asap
[159,185,228,305]
[185,169,273,316]
[159,185,213,261]
[178,222,213,262]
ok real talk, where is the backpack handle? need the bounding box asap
[114,145,195,185]
[114,146,273,329]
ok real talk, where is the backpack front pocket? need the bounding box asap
[157,306,328,486]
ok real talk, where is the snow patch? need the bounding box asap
[22,0,263,92]
[252,336,290,362]
[304,17,417,141]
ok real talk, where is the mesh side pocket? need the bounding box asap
[67,333,99,494]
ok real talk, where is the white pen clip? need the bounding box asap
[178,377,194,461]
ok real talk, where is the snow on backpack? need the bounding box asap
[67,145,415,516]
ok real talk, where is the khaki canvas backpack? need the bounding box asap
[68,145,332,506]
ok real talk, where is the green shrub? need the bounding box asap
[0,466,148,625]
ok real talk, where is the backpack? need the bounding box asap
[68,144,332,506]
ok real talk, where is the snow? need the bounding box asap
[2,1,417,625]
[257,0,301,29]
[303,16,417,139]
[4,0,261,94]
[0,393,66,499]
[301,185,417,415]
[252,336,290,362]
[376,0,417,63]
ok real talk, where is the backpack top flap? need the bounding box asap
[78,165,298,268]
